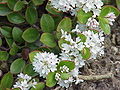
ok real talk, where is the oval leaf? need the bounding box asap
[100,6,120,17]
[46,72,57,87]
[23,64,38,77]
[10,58,25,74]
[40,14,55,33]
[22,28,40,43]
[32,0,44,6]
[57,61,75,71]
[81,47,91,60]
[7,0,17,10]
[57,17,72,32]
[29,51,40,62]
[25,7,38,25]
[0,72,13,89]
[0,51,9,61]
[77,9,92,24]
[30,82,45,90]
[0,4,11,16]
[0,26,12,38]
[14,1,24,11]
[40,33,57,48]
[12,27,24,42]
[7,12,25,24]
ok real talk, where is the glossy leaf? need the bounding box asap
[0,72,13,89]
[14,0,24,11]
[0,26,12,38]
[81,47,91,60]
[9,42,19,55]
[100,6,120,17]
[7,12,25,24]
[40,14,55,33]
[99,17,111,34]
[46,72,57,87]
[77,9,92,24]
[32,0,44,6]
[22,28,40,43]
[0,51,9,61]
[57,17,72,32]
[5,38,13,47]
[12,27,24,42]
[25,7,38,25]
[0,4,11,16]
[46,3,62,16]
[29,51,40,62]
[7,0,17,10]
[40,33,57,48]
[30,82,45,90]
[60,73,71,80]
[10,58,25,74]
[23,64,38,77]
[57,61,75,71]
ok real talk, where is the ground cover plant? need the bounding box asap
[0,0,120,90]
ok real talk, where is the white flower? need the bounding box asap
[60,65,70,73]
[82,30,104,59]
[86,17,99,29]
[32,52,59,78]
[13,73,37,90]
[105,12,116,25]
[50,0,103,16]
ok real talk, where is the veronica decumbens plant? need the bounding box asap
[0,0,120,90]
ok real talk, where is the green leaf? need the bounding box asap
[25,7,38,25]
[0,37,2,46]
[46,2,62,16]
[32,0,44,6]
[0,51,9,61]
[57,61,75,71]
[77,9,92,24]
[23,64,38,77]
[99,17,111,34]
[9,42,19,55]
[46,72,57,87]
[29,51,40,62]
[5,38,13,47]
[40,14,55,33]
[40,33,57,48]
[57,17,72,32]
[78,33,87,42]
[81,47,91,60]
[14,1,24,11]
[58,38,70,48]
[30,82,45,90]
[10,58,25,74]
[22,28,40,43]
[0,4,11,16]
[0,26,12,38]
[100,6,120,17]
[12,27,24,42]
[7,12,25,24]
[60,73,71,80]
[7,0,17,10]
[0,72,13,89]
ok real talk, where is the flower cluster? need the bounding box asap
[13,73,37,90]
[32,52,59,78]
[105,12,116,25]
[50,0,103,16]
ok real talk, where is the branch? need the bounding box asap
[78,72,113,81]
